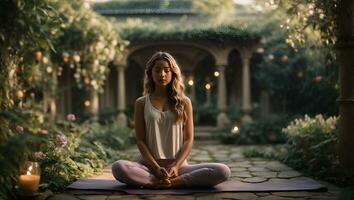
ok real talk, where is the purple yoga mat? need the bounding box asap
[67,177,326,195]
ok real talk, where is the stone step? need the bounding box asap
[194,126,219,140]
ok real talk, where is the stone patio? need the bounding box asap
[46,141,341,200]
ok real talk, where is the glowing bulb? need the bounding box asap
[84,100,91,107]
[188,80,194,86]
[256,47,264,54]
[214,71,220,77]
[231,126,239,134]
[205,83,211,90]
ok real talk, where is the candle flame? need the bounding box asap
[26,165,33,175]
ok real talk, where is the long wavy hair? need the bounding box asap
[143,51,187,124]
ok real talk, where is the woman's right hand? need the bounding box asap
[154,166,170,180]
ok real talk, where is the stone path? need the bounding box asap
[47,141,341,200]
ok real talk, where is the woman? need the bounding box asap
[112,51,230,189]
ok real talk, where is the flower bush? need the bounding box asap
[282,114,340,181]
[242,114,354,185]
[37,116,134,191]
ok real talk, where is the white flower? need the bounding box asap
[34,152,45,159]
[46,66,53,73]
[42,56,49,64]
[56,134,68,148]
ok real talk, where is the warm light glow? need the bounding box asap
[268,54,274,60]
[188,80,194,86]
[84,100,91,107]
[281,55,289,62]
[214,71,220,77]
[205,83,211,90]
[231,126,239,134]
[256,47,264,54]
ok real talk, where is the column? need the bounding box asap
[241,51,252,123]
[337,0,354,171]
[216,64,230,128]
[89,87,99,121]
[117,64,127,127]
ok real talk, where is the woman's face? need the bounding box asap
[151,59,173,87]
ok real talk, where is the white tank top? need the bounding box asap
[143,95,184,159]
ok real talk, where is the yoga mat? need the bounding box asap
[67,177,327,195]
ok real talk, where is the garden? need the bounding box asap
[1,0,354,199]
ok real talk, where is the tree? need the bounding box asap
[279,0,354,172]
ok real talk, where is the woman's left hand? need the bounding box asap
[167,165,179,178]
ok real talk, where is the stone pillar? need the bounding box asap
[216,65,230,129]
[205,88,211,105]
[89,87,99,121]
[337,0,354,171]
[241,51,252,123]
[117,64,127,127]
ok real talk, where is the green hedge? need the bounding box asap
[217,114,291,144]
[120,25,261,44]
[92,0,193,10]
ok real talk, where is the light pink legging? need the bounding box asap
[112,159,231,188]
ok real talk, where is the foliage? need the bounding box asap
[242,145,286,160]
[0,0,61,110]
[120,24,261,45]
[82,123,135,163]
[217,114,292,144]
[252,7,338,116]
[277,0,338,48]
[38,119,134,191]
[282,114,353,184]
[0,104,46,200]
[92,0,193,10]
[0,0,128,197]
[194,102,218,126]
[50,0,127,92]
[242,114,353,185]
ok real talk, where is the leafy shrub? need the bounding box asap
[39,119,135,191]
[282,114,340,181]
[242,114,354,185]
[0,106,46,199]
[242,145,286,160]
[217,114,291,144]
[194,103,218,126]
[82,122,135,162]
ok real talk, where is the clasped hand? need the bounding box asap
[155,165,179,180]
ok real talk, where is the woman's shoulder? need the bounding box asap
[183,95,192,105]
[136,95,147,102]
[135,96,147,106]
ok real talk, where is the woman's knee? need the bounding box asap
[111,160,129,181]
[214,163,231,181]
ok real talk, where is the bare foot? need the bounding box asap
[141,178,171,189]
[168,176,185,188]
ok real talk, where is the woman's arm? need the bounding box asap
[171,97,194,168]
[134,97,165,176]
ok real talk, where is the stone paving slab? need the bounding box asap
[45,141,342,200]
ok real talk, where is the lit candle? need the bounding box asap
[19,163,40,195]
